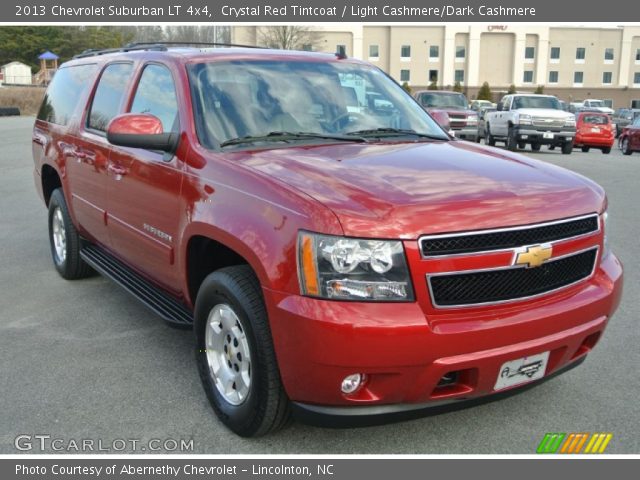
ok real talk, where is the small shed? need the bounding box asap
[1,61,32,85]
[36,51,59,85]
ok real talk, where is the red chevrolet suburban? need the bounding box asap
[33,44,623,437]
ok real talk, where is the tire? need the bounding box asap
[581,146,590,153]
[518,142,526,150]
[622,137,632,155]
[602,147,611,154]
[548,145,556,151]
[48,188,93,280]
[506,126,518,151]
[561,141,574,155]
[531,143,541,151]
[194,265,290,437]
[486,124,496,146]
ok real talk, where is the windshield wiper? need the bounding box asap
[220,131,368,148]
[346,128,448,140]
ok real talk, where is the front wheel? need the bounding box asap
[561,141,574,155]
[194,265,290,437]
[581,146,590,153]
[486,124,496,146]
[602,147,611,154]
[506,126,518,151]
[48,189,93,279]
[531,142,541,151]
[622,137,632,155]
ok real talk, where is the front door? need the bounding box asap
[106,63,184,293]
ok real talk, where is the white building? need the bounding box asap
[1,61,32,85]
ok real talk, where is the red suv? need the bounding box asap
[619,115,640,155]
[33,45,623,437]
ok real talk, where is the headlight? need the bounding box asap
[602,210,610,258]
[466,114,478,125]
[564,117,576,127]
[518,114,532,125]
[297,232,414,301]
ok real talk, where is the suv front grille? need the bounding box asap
[428,248,597,307]
[532,117,566,128]
[420,215,599,257]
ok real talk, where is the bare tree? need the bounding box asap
[257,26,321,51]
[164,26,230,44]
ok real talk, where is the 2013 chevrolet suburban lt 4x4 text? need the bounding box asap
[32,44,623,437]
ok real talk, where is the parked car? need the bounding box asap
[470,99,495,112]
[581,99,614,115]
[619,115,640,155]
[33,44,622,437]
[485,94,576,153]
[477,106,496,141]
[612,108,640,137]
[413,90,479,141]
[573,112,615,154]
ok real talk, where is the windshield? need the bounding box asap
[588,100,605,107]
[419,92,468,109]
[512,96,562,110]
[188,60,448,148]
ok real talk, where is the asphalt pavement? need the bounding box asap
[0,116,638,454]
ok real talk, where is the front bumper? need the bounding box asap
[453,126,479,141]
[515,126,576,144]
[263,252,622,414]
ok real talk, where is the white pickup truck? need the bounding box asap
[582,99,614,115]
[485,94,576,154]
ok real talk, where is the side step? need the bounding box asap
[80,244,193,328]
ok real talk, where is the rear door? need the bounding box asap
[105,62,184,292]
[69,62,134,245]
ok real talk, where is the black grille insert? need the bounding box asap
[429,248,597,307]
[421,215,599,256]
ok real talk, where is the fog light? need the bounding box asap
[341,373,365,394]
[521,135,528,139]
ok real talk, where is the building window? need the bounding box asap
[429,45,439,60]
[631,100,640,109]
[525,47,535,60]
[369,44,379,58]
[455,70,465,83]
[428,70,438,82]
[576,48,586,61]
[636,49,640,62]
[602,72,613,84]
[549,71,559,83]
[604,48,614,62]
[401,45,411,59]
[523,70,534,83]
[574,71,584,85]
[603,99,613,108]
[634,72,640,85]
[400,69,410,82]
[302,44,312,52]
[550,47,560,61]
[337,45,346,56]
[456,46,466,59]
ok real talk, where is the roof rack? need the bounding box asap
[73,41,266,59]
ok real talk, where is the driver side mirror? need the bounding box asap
[497,103,504,111]
[107,114,178,153]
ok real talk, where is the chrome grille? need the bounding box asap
[532,117,566,128]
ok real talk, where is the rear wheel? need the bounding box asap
[48,189,93,280]
[622,137,632,155]
[531,143,541,151]
[195,265,290,437]
[581,146,590,153]
[561,141,574,155]
[506,126,518,151]
[602,147,611,154]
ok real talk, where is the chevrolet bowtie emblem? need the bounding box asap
[514,244,553,268]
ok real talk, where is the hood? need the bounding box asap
[230,140,604,239]
[427,107,474,116]
[516,108,574,119]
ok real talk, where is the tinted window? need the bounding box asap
[420,92,468,109]
[130,64,179,132]
[37,64,96,126]
[88,63,133,132]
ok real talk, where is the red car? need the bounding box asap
[32,45,623,437]
[574,111,615,154]
[619,115,640,155]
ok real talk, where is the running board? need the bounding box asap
[80,244,193,328]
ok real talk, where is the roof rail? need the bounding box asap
[73,44,167,59]
[123,41,267,50]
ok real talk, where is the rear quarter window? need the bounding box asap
[37,64,97,126]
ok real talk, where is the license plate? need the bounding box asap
[543,132,554,139]
[591,127,601,133]
[494,351,550,391]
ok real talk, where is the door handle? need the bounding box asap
[108,164,127,177]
